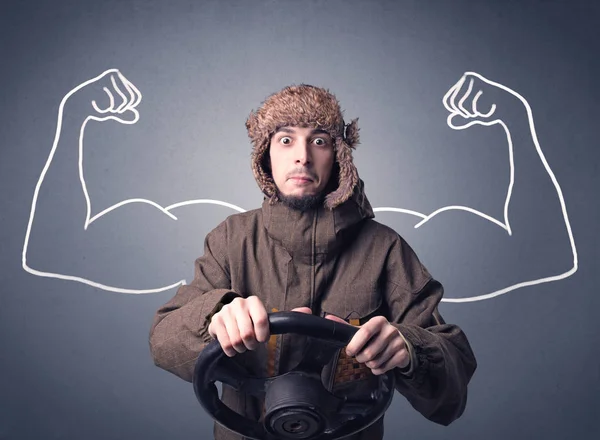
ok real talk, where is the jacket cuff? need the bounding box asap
[397,329,417,377]
[205,291,242,327]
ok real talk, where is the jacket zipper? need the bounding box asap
[277,211,318,377]
[314,210,341,391]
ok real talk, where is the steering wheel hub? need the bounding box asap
[264,372,330,438]
[266,407,322,439]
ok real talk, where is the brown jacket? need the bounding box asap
[149,186,477,439]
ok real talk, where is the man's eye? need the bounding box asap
[280,137,292,145]
[313,138,327,146]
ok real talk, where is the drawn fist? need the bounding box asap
[65,68,142,125]
[443,72,523,130]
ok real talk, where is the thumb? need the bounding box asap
[291,307,312,314]
[115,108,140,124]
[324,314,349,324]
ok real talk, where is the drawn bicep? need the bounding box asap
[24,199,240,294]
[376,209,574,302]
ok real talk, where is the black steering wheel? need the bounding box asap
[193,311,395,440]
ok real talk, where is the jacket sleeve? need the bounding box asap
[384,236,477,426]
[148,221,241,382]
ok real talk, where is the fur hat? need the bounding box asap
[245,84,360,209]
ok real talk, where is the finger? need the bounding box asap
[117,72,137,112]
[92,87,115,114]
[247,296,270,343]
[472,90,496,118]
[108,76,140,124]
[91,100,105,114]
[354,331,392,364]
[472,90,483,116]
[212,321,236,357]
[346,326,374,357]
[447,113,488,131]
[122,73,143,108]
[363,331,404,367]
[371,349,410,375]
[364,344,395,369]
[291,307,312,314]
[235,310,259,351]
[114,107,140,125]
[110,74,128,112]
[442,81,461,113]
[346,316,387,356]
[449,76,471,118]
[223,311,246,354]
[208,320,216,340]
[457,78,476,117]
[444,75,467,115]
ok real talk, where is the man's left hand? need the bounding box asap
[325,314,410,375]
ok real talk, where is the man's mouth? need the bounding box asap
[289,175,314,182]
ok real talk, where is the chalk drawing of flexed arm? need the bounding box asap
[376,72,577,302]
[22,69,245,294]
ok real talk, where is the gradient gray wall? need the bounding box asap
[1,1,598,439]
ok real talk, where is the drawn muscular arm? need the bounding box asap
[381,73,577,302]
[22,69,243,293]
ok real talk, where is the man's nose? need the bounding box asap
[294,140,311,165]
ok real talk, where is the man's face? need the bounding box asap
[269,126,335,200]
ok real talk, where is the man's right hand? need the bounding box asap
[207,296,270,357]
[207,296,312,357]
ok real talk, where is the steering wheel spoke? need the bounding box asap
[210,358,278,399]
[209,356,251,388]
[290,337,346,377]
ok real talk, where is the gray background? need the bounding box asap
[1,0,599,439]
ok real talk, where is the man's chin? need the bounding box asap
[277,190,324,211]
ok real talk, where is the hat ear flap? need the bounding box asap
[324,136,359,209]
[251,138,278,200]
[249,109,278,201]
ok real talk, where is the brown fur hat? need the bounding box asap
[245,84,360,209]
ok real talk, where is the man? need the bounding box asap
[149,84,477,440]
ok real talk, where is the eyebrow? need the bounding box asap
[274,127,331,136]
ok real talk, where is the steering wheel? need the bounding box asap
[193,311,395,440]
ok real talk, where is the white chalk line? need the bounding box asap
[376,71,577,303]
[22,68,246,294]
[22,70,577,302]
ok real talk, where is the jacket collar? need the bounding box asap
[261,179,374,259]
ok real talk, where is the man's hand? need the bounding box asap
[326,314,410,375]
[207,297,311,357]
